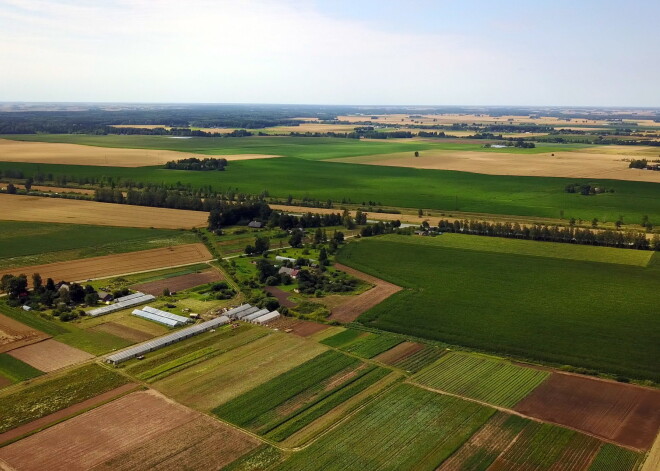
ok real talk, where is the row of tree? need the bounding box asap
[164,157,228,171]
[435,219,658,250]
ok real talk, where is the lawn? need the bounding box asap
[274,383,495,471]
[0,221,198,270]
[0,363,129,434]
[2,158,658,223]
[413,352,550,407]
[336,236,660,381]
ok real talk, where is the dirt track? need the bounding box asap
[329,263,402,323]
[0,313,50,354]
[8,339,93,372]
[0,390,259,471]
[514,373,660,450]
[0,243,213,284]
[0,194,208,229]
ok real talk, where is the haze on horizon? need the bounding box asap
[1,0,659,107]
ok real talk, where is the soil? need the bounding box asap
[514,372,660,450]
[0,313,50,354]
[0,383,139,445]
[0,375,12,388]
[0,138,277,167]
[328,263,402,323]
[267,317,331,337]
[264,286,297,308]
[89,322,153,343]
[0,194,208,229]
[0,243,213,285]
[7,339,94,372]
[374,341,424,365]
[132,269,223,296]
[0,390,259,471]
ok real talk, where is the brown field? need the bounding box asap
[0,243,213,285]
[0,138,277,167]
[131,269,223,296]
[0,390,260,471]
[266,316,330,337]
[0,313,50,354]
[263,285,297,308]
[0,383,138,445]
[89,322,153,343]
[514,373,660,450]
[330,149,660,182]
[328,263,402,323]
[373,341,424,365]
[8,339,93,372]
[0,194,208,229]
[0,376,11,388]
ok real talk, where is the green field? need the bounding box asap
[321,329,403,359]
[587,444,644,471]
[389,345,445,373]
[0,364,129,434]
[0,221,198,269]
[2,159,658,223]
[337,236,660,381]
[413,352,550,407]
[0,354,43,384]
[274,383,495,471]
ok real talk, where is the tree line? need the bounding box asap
[164,157,228,171]
[435,219,658,251]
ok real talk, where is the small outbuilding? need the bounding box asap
[248,221,263,229]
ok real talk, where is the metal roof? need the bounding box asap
[235,306,260,319]
[88,293,155,317]
[243,308,269,322]
[254,311,281,324]
[132,309,179,327]
[225,304,253,318]
[141,306,190,324]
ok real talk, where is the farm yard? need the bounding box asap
[0,194,208,229]
[0,243,213,284]
[337,235,660,381]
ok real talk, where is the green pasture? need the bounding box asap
[336,236,660,381]
[2,158,658,223]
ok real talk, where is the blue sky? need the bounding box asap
[0,0,658,106]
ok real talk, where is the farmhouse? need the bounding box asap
[278,266,300,278]
[96,291,113,303]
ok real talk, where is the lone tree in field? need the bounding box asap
[414,151,420,157]
[418,209,423,218]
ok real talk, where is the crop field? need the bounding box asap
[588,445,645,471]
[0,137,277,166]
[89,321,154,343]
[413,352,550,407]
[321,329,403,358]
[3,159,659,223]
[274,383,495,470]
[8,339,93,372]
[0,193,208,228]
[153,331,327,411]
[0,312,50,353]
[131,268,223,295]
[215,350,389,441]
[0,243,213,285]
[0,390,261,471]
[0,353,42,384]
[337,236,660,381]
[0,221,199,269]
[0,363,129,434]
[123,324,268,382]
[386,344,446,373]
[514,373,660,449]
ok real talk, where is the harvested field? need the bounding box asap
[0,313,50,354]
[332,149,660,183]
[641,432,660,471]
[0,138,276,167]
[514,373,660,450]
[0,390,260,471]
[0,243,213,285]
[131,269,222,296]
[0,194,208,228]
[265,317,330,337]
[328,263,401,323]
[264,286,297,308]
[89,322,153,343]
[0,383,138,445]
[373,341,424,365]
[8,339,94,372]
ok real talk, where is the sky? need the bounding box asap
[1,0,658,106]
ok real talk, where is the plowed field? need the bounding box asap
[0,194,208,229]
[329,263,401,323]
[0,243,213,284]
[131,269,222,295]
[514,373,660,450]
[0,313,50,354]
[0,390,260,471]
[8,339,93,372]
